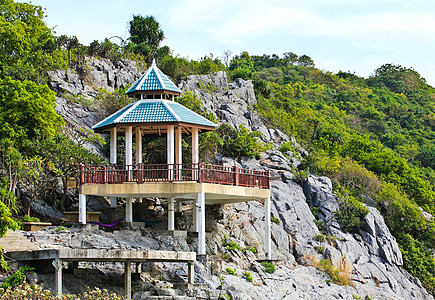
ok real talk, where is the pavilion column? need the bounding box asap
[135,127,142,164]
[167,125,175,180]
[175,126,182,180]
[197,192,206,255]
[192,128,199,165]
[265,197,272,260]
[168,197,175,231]
[79,194,86,225]
[125,126,134,223]
[135,127,143,204]
[176,200,183,213]
[110,128,117,208]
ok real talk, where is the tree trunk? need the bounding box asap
[60,177,68,213]
[27,193,37,216]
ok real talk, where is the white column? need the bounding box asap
[192,127,199,165]
[124,260,132,300]
[126,126,133,181]
[54,258,62,296]
[193,199,198,233]
[79,194,86,224]
[135,127,142,164]
[167,125,175,180]
[176,200,183,213]
[168,197,175,231]
[175,126,182,180]
[110,128,117,207]
[126,198,133,223]
[265,197,272,260]
[197,192,206,255]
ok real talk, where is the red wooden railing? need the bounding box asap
[79,163,269,189]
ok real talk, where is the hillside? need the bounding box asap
[1,0,435,299]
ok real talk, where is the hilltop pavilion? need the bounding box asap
[78,60,271,257]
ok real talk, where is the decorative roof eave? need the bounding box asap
[93,122,217,134]
[127,89,181,96]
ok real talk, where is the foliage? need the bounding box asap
[216,124,264,159]
[96,87,134,115]
[0,0,67,83]
[1,266,35,289]
[261,261,276,274]
[55,226,66,232]
[0,282,126,299]
[128,15,165,62]
[314,233,326,242]
[334,189,369,233]
[0,77,63,145]
[246,247,258,254]
[315,246,325,254]
[398,234,435,294]
[23,215,39,222]
[222,237,243,252]
[225,268,236,275]
[271,216,280,225]
[317,258,352,286]
[243,271,253,282]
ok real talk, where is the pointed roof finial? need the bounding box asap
[152,58,156,66]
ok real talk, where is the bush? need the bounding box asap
[243,271,253,282]
[317,257,352,286]
[334,190,369,233]
[225,268,236,275]
[1,266,35,289]
[0,282,126,299]
[271,216,280,225]
[222,237,243,252]
[246,247,258,254]
[314,233,326,242]
[261,261,276,274]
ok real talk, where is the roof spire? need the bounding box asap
[152,58,156,66]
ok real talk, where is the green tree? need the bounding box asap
[128,15,164,62]
[0,77,63,145]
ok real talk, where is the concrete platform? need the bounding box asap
[6,248,196,300]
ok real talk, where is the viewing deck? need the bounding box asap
[79,163,270,189]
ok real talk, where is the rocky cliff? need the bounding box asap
[29,57,433,299]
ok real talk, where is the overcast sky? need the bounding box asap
[25,0,435,85]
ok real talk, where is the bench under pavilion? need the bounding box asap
[78,60,272,258]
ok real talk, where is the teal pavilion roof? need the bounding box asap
[126,60,181,95]
[92,99,217,133]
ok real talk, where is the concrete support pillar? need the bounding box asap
[124,260,132,300]
[265,197,272,260]
[79,194,86,224]
[110,197,117,208]
[135,127,142,164]
[54,258,62,296]
[188,262,194,284]
[176,200,183,213]
[175,126,182,180]
[167,125,175,180]
[193,199,198,233]
[126,198,133,223]
[197,192,206,255]
[192,127,199,165]
[126,126,133,180]
[168,197,175,231]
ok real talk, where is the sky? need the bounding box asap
[24,0,435,85]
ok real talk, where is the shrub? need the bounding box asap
[261,261,276,274]
[243,271,253,282]
[225,268,236,275]
[334,190,369,233]
[23,215,40,223]
[222,237,243,252]
[315,246,325,254]
[1,266,35,289]
[314,233,326,242]
[317,257,352,286]
[246,247,258,254]
[55,226,66,232]
[271,216,280,225]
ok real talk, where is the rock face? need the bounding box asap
[30,58,433,299]
[179,71,290,145]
